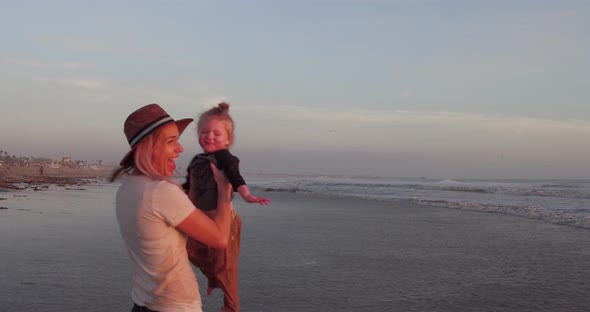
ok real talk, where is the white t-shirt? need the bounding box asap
[116,175,201,312]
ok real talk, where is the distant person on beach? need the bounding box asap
[39,165,44,176]
[111,103,234,312]
[183,102,270,312]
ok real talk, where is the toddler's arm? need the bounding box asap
[216,149,270,205]
[237,185,270,205]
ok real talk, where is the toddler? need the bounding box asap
[183,102,269,312]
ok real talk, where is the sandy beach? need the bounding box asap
[1,181,589,311]
[0,166,112,190]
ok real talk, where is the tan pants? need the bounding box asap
[187,211,242,312]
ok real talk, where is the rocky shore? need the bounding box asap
[0,166,113,190]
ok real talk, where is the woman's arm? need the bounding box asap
[177,163,233,248]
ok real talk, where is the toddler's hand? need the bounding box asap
[257,197,271,205]
[244,194,270,205]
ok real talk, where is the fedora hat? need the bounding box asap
[119,103,193,166]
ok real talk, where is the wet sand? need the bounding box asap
[214,191,590,311]
[1,184,589,311]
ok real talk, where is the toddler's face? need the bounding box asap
[199,118,231,153]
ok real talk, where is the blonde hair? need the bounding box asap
[197,102,235,147]
[110,127,177,183]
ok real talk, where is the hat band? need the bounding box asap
[129,116,173,148]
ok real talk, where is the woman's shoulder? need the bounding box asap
[123,175,183,194]
[153,179,183,192]
[150,180,190,206]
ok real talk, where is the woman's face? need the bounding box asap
[152,122,184,176]
[199,118,231,153]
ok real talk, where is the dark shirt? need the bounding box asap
[183,149,246,211]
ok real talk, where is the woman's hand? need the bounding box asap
[210,162,232,199]
[177,163,233,249]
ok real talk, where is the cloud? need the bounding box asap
[36,36,106,53]
[63,61,95,70]
[231,104,590,160]
[0,56,46,68]
[239,104,590,133]
[25,76,102,90]
[64,79,101,89]
[35,35,171,60]
[0,56,95,71]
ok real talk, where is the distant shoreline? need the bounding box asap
[0,166,113,190]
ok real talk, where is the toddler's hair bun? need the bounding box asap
[217,102,230,112]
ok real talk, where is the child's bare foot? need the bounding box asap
[207,287,214,296]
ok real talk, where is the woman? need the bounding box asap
[111,103,233,312]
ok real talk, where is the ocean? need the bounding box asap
[1,175,590,311]
[245,174,590,229]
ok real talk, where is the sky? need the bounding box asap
[0,0,589,179]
